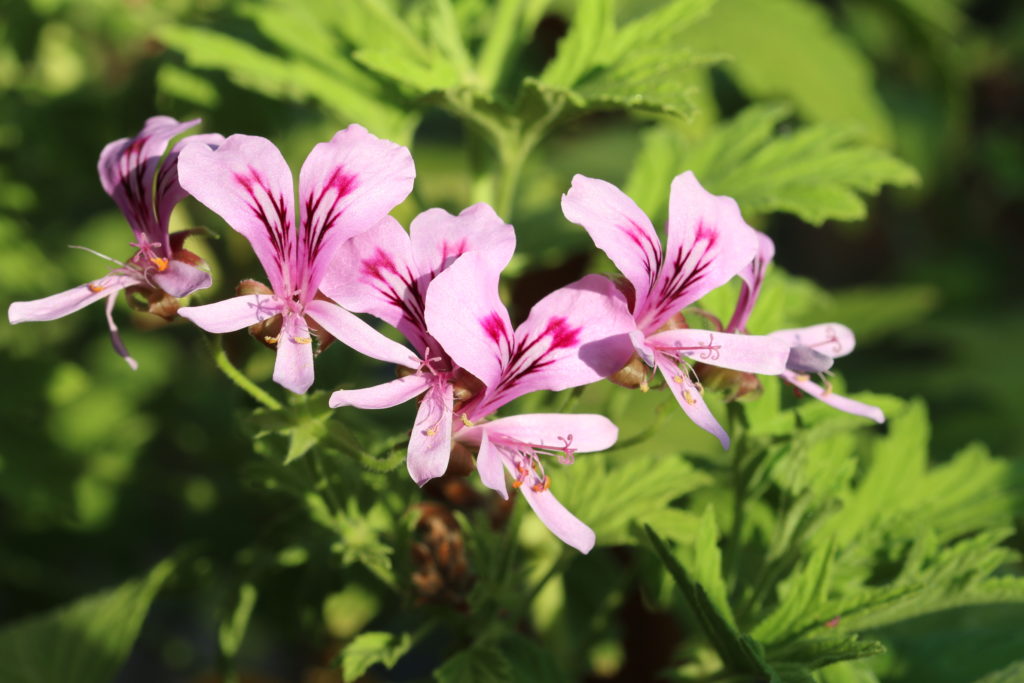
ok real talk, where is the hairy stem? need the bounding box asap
[207,336,282,411]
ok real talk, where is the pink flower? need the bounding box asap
[321,203,515,486]
[562,171,791,448]
[728,234,884,423]
[176,125,415,394]
[8,116,221,369]
[421,249,637,552]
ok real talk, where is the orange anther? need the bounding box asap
[88,283,104,293]
[512,480,523,489]
[531,476,551,493]
[683,390,696,405]
[264,336,278,344]
[149,257,169,272]
[292,336,313,344]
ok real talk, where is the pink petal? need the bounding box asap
[98,116,200,248]
[562,175,661,316]
[461,414,619,453]
[8,274,136,323]
[520,484,596,554]
[329,373,431,409]
[150,260,212,298]
[304,299,419,368]
[783,371,885,423]
[770,323,857,359]
[424,250,514,390]
[273,313,315,394]
[407,381,454,486]
[409,203,516,282]
[157,132,225,233]
[646,329,790,374]
[104,291,138,370]
[178,294,283,333]
[475,430,508,499]
[656,356,730,449]
[478,274,635,412]
[642,172,758,331]
[178,134,296,294]
[320,216,427,349]
[297,124,415,297]
[728,231,775,333]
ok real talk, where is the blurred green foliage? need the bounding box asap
[1,0,1022,681]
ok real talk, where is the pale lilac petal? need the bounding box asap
[409,203,515,282]
[462,414,618,454]
[304,299,419,368]
[407,381,454,486]
[478,274,635,412]
[643,172,758,330]
[178,135,295,294]
[475,430,508,499]
[647,329,790,374]
[8,274,135,323]
[424,250,513,390]
[150,260,212,298]
[728,231,775,333]
[786,345,834,374]
[320,216,426,348]
[178,294,283,333]
[783,371,885,423]
[520,484,596,554]
[104,291,138,371]
[273,313,315,394]
[562,175,661,315]
[656,356,730,449]
[329,373,431,409]
[157,132,225,232]
[770,323,856,359]
[98,116,200,247]
[298,124,415,296]
[630,329,656,367]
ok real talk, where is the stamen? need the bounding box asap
[264,335,278,344]
[672,374,684,384]
[149,257,169,272]
[88,283,105,293]
[531,475,551,493]
[640,378,650,393]
[821,378,833,396]
[683,390,697,405]
[794,373,810,383]
[424,426,437,437]
[460,413,474,427]
[292,336,313,344]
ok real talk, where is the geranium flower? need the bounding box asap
[7,116,221,369]
[321,203,515,485]
[175,125,415,394]
[727,233,884,423]
[423,250,637,552]
[562,172,791,448]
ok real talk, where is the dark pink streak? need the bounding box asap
[541,316,580,350]
[303,166,358,265]
[481,312,509,345]
[234,166,291,279]
[361,248,428,337]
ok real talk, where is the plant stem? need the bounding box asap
[207,336,282,410]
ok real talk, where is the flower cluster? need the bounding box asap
[7,117,885,552]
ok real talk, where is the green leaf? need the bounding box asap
[627,104,919,226]
[971,659,1024,683]
[342,630,414,682]
[689,505,737,629]
[753,540,835,644]
[768,635,886,670]
[0,560,174,683]
[435,641,513,683]
[538,0,616,89]
[218,582,258,660]
[683,0,894,145]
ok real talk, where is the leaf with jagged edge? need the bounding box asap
[753,540,835,644]
[0,560,174,683]
[434,641,513,683]
[626,104,918,226]
[682,0,893,145]
[768,635,886,671]
[342,631,414,682]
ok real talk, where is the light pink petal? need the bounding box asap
[320,216,428,349]
[329,373,431,409]
[150,260,212,298]
[304,299,419,368]
[475,430,508,500]
[177,294,283,333]
[770,323,857,359]
[656,355,730,449]
[646,329,790,374]
[104,291,138,370]
[407,381,454,486]
[273,313,315,394]
[98,116,200,248]
[178,134,295,294]
[297,124,415,297]
[410,203,516,282]
[728,231,775,333]
[462,414,618,454]
[157,132,225,233]
[478,274,635,412]
[8,274,135,323]
[643,172,758,331]
[562,175,661,315]
[783,371,885,423]
[520,484,596,554]
[424,250,513,390]
[630,328,657,367]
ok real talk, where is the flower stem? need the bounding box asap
[207,336,282,411]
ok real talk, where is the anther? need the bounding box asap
[640,379,650,393]
[425,426,437,437]
[264,336,278,344]
[822,379,834,396]
[460,413,474,427]
[149,257,169,272]
[531,476,551,493]
[88,283,104,293]
[795,373,810,383]
[293,336,313,344]
[672,374,685,384]
[683,390,697,405]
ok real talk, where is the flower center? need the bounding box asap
[496,434,577,493]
